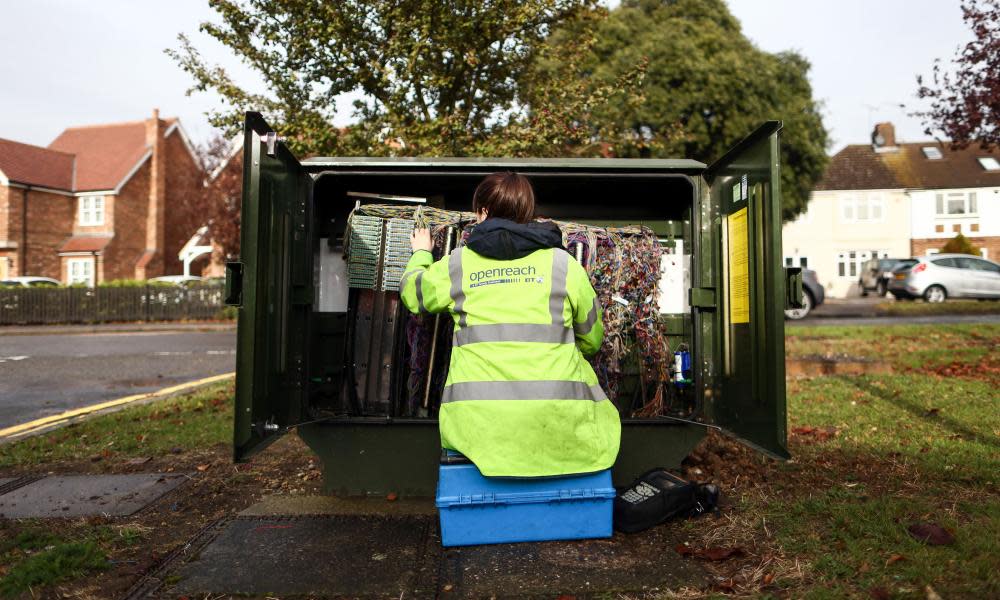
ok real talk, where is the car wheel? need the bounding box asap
[876,281,888,297]
[784,291,813,320]
[924,285,947,303]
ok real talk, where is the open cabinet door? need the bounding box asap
[231,112,314,461]
[706,122,789,459]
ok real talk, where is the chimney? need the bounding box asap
[871,122,897,150]
[144,108,167,276]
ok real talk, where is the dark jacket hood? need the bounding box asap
[466,218,563,260]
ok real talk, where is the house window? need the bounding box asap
[953,224,962,233]
[977,157,999,171]
[79,196,105,226]
[836,250,885,278]
[784,256,809,268]
[922,146,943,159]
[840,194,884,223]
[971,223,979,232]
[935,191,977,216]
[68,258,94,286]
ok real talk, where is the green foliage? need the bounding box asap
[168,0,645,158]
[939,233,980,256]
[97,278,174,288]
[0,541,107,597]
[548,0,829,220]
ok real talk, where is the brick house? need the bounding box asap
[0,110,203,284]
[783,122,1000,297]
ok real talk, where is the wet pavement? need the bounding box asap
[0,473,187,518]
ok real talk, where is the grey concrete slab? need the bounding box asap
[168,512,708,598]
[0,474,187,518]
[239,494,435,517]
[171,516,435,597]
[438,528,709,597]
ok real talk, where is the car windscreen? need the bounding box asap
[892,259,918,272]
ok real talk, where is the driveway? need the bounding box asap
[0,329,236,430]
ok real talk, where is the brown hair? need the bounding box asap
[472,171,536,224]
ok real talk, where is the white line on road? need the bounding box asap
[0,356,28,363]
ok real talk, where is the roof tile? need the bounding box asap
[818,142,1000,191]
[0,137,75,190]
[58,235,113,253]
[49,122,152,192]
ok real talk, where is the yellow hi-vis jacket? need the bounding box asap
[400,245,621,477]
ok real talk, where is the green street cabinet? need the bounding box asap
[226,112,799,495]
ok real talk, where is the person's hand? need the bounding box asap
[411,227,433,253]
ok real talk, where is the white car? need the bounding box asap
[0,276,61,288]
[888,254,1000,302]
[148,275,204,286]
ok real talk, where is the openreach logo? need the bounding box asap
[469,265,543,288]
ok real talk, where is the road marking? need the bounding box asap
[206,350,236,355]
[0,356,28,363]
[153,351,193,356]
[0,372,235,439]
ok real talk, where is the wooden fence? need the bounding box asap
[0,284,227,325]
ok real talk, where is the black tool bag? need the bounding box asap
[613,468,719,534]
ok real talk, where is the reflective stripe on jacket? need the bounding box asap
[400,246,621,477]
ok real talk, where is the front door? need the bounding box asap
[705,122,789,459]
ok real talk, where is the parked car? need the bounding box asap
[858,258,914,297]
[148,275,204,286]
[0,276,61,288]
[888,254,1000,302]
[784,268,825,319]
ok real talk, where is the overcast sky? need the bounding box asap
[0,0,971,154]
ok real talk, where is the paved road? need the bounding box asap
[0,330,236,430]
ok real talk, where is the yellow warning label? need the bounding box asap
[727,208,750,324]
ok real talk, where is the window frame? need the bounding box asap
[839,193,885,224]
[934,191,978,218]
[67,257,95,286]
[78,195,105,226]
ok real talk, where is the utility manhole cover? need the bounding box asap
[0,473,187,518]
[170,516,434,597]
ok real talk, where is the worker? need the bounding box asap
[399,172,621,477]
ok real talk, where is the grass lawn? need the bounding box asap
[0,382,233,470]
[739,323,999,598]
[875,299,1000,316]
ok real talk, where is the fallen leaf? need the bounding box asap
[386,492,398,502]
[443,583,454,592]
[126,457,152,466]
[907,522,955,546]
[925,584,943,600]
[885,553,905,566]
[762,572,774,585]
[869,586,891,600]
[196,464,210,472]
[859,561,871,573]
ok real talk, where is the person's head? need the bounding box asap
[472,171,536,224]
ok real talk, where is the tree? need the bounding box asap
[916,0,1000,149]
[168,0,645,158]
[940,233,980,256]
[543,0,829,220]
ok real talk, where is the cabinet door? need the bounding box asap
[232,112,314,461]
[706,122,789,459]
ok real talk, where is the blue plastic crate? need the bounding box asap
[435,461,616,547]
